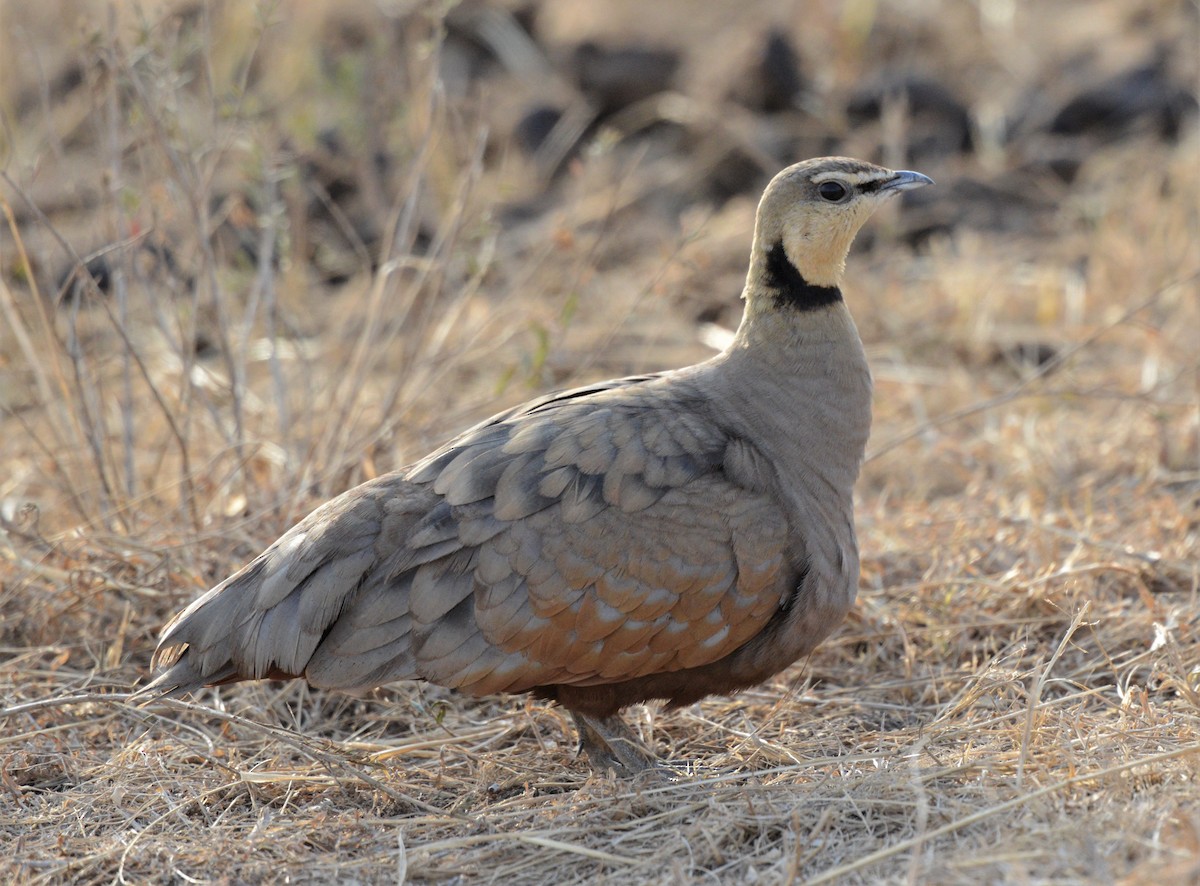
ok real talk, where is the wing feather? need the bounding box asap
[147,370,807,704]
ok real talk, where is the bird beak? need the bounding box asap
[880,170,934,192]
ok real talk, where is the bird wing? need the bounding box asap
[149,372,800,698]
[311,372,798,695]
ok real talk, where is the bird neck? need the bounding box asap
[740,235,850,321]
[727,293,867,388]
[758,242,843,312]
[719,291,873,499]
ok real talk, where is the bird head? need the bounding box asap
[747,157,933,306]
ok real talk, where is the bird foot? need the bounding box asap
[570,711,672,779]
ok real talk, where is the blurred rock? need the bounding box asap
[570,41,680,115]
[896,174,1056,245]
[310,128,361,205]
[59,253,113,302]
[1047,59,1198,142]
[703,147,770,205]
[728,29,805,114]
[1018,155,1084,185]
[15,60,84,118]
[513,41,679,180]
[290,127,417,285]
[991,341,1062,373]
[514,105,565,154]
[847,74,974,158]
[442,2,549,94]
[56,241,183,306]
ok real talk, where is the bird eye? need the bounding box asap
[817,181,848,202]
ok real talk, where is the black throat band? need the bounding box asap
[765,241,843,311]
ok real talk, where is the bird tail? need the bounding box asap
[133,476,415,702]
[132,555,307,701]
[134,647,241,700]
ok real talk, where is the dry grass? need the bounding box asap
[2,1,1199,883]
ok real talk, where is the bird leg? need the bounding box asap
[570,711,660,777]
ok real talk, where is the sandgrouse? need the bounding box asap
[143,157,933,775]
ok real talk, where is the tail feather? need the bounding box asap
[138,475,425,700]
[134,655,240,700]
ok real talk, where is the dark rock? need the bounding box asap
[847,74,974,156]
[895,174,1056,245]
[1048,61,1198,141]
[57,254,112,303]
[704,148,770,205]
[515,105,565,155]
[571,41,680,116]
[993,341,1061,372]
[1036,156,1084,185]
[311,128,359,204]
[56,241,184,305]
[729,29,805,113]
